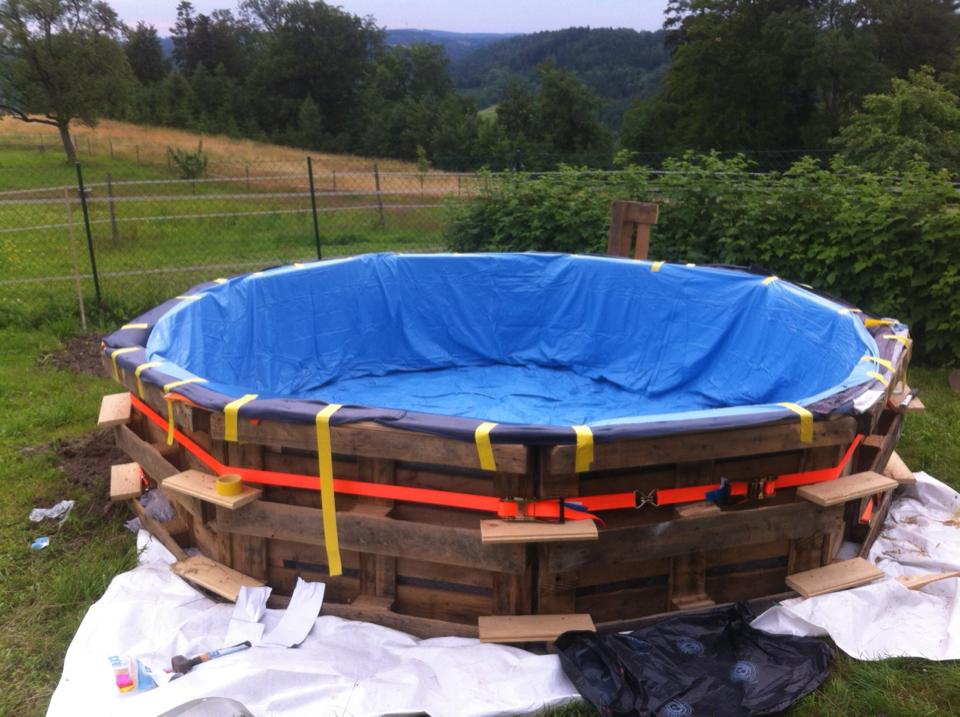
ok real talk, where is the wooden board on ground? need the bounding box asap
[798,471,897,507]
[162,469,262,510]
[896,571,960,590]
[110,462,142,501]
[883,451,916,485]
[98,392,131,428]
[478,614,595,643]
[785,557,884,597]
[480,519,598,544]
[171,555,265,601]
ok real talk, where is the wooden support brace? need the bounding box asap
[797,471,897,507]
[98,392,131,428]
[129,497,188,561]
[606,200,659,259]
[479,614,595,643]
[358,457,397,601]
[883,451,916,485]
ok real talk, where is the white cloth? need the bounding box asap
[48,532,578,717]
[753,472,960,660]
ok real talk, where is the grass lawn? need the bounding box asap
[0,319,957,715]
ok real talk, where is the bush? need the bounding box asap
[166,140,208,179]
[445,154,960,365]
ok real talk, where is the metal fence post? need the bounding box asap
[306,156,322,260]
[74,162,101,304]
[106,173,119,243]
[63,188,87,329]
[373,162,384,228]
[245,163,251,191]
[135,145,140,165]
[332,169,336,193]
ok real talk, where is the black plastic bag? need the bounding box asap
[555,604,832,717]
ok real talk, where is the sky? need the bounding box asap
[113,0,669,35]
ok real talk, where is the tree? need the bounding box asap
[0,0,134,161]
[171,2,253,79]
[125,22,166,84]
[296,94,323,148]
[533,62,611,159]
[834,66,960,173]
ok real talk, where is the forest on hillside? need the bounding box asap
[1,0,960,173]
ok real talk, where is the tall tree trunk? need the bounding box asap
[57,120,77,163]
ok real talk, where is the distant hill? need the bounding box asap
[385,29,520,63]
[451,27,670,127]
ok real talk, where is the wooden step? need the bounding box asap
[110,462,143,501]
[797,471,897,507]
[171,555,265,601]
[162,469,261,510]
[480,519,598,544]
[889,386,926,414]
[98,392,131,428]
[883,450,916,486]
[786,557,884,597]
[897,571,960,590]
[478,614,595,643]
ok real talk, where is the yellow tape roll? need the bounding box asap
[215,474,243,496]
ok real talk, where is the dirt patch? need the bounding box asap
[47,334,106,378]
[56,431,127,511]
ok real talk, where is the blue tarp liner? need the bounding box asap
[104,253,907,444]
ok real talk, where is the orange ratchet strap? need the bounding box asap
[131,394,862,523]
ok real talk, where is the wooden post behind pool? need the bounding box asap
[607,201,659,259]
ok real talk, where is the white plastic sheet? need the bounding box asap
[48,532,578,716]
[753,472,960,660]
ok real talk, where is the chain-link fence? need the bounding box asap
[0,156,481,327]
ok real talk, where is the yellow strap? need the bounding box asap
[110,347,138,382]
[213,278,228,284]
[762,275,779,285]
[864,318,895,328]
[315,404,343,576]
[162,378,207,445]
[175,294,202,300]
[475,422,498,471]
[121,323,149,330]
[224,393,258,442]
[293,262,305,268]
[685,263,696,267]
[651,261,664,272]
[860,356,894,372]
[867,370,890,387]
[882,334,911,347]
[778,402,813,443]
[573,425,594,473]
[839,307,863,315]
[134,360,162,398]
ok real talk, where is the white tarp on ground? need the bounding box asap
[48,533,578,717]
[753,471,960,660]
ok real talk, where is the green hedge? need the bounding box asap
[446,154,960,365]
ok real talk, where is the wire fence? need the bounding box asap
[0,156,487,327]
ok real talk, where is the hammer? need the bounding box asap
[171,640,252,675]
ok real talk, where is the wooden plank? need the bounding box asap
[785,558,884,597]
[787,534,825,574]
[479,614,595,643]
[897,571,960,590]
[170,554,265,601]
[889,386,926,414]
[209,413,528,474]
[214,499,527,574]
[110,462,142,501]
[129,498,188,561]
[162,469,262,510]
[98,392,131,428]
[545,502,845,574]
[113,424,180,482]
[883,450,916,485]
[480,519,598,544]
[797,471,897,507]
[549,416,858,473]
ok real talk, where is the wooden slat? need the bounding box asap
[883,450,916,485]
[129,498,188,561]
[549,416,857,473]
[110,462,142,501]
[797,471,897,507]
[480,519,598,544]
[209,413,528,474]
[897,571,960,590]
[98,392,131,428]
[162,469,262,509]
[214,499,527,574]
[479,614,595,643]
[113,424,179,482]
[544,502,845,574]
[785,558,884,597]
[171,554,265,601]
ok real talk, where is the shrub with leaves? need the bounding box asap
[445,154,960,365]
[166,140,208,179]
